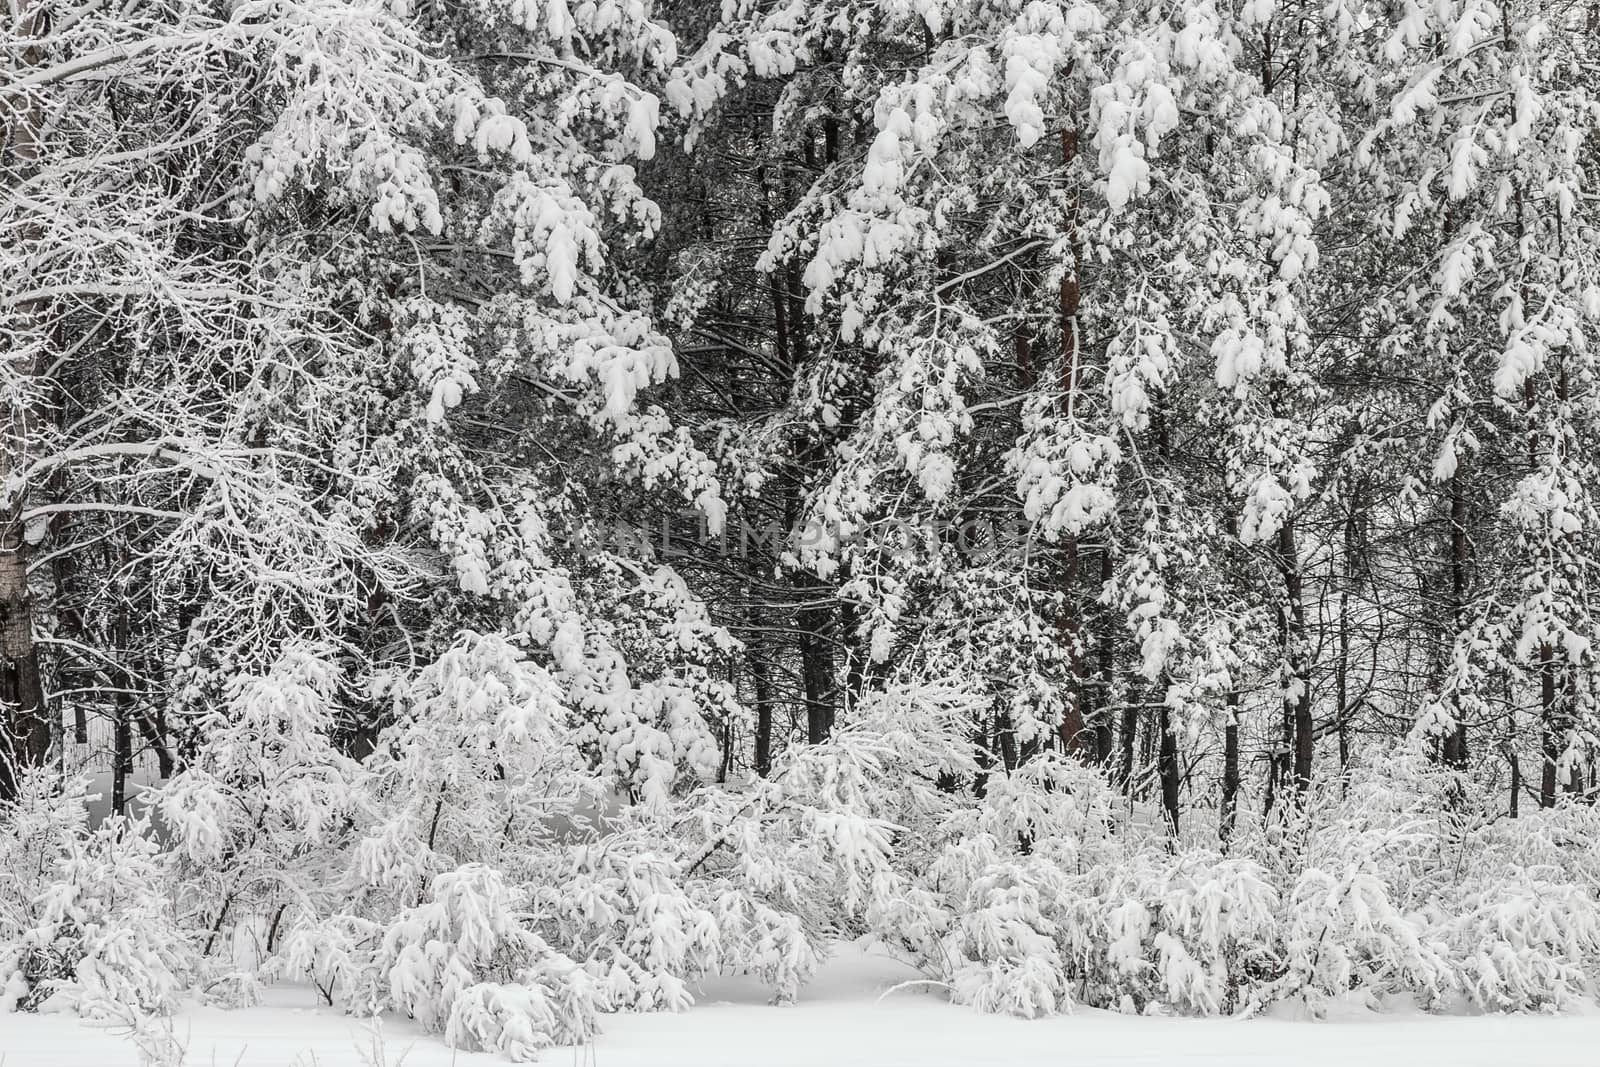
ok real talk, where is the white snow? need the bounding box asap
[5,941,1599,1067]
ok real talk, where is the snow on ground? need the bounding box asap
[5,942,1600,1067]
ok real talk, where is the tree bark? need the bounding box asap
[1442,473,1470,766]
[1157,698,1180,834]
[1093,550,1116,763]
[750,622,774,777]
[1220,689,1240,847]
[1118,687,1139,793]
[1539,642,1558,808]
[1054,126,1089,758]
[1278,515,1312,794]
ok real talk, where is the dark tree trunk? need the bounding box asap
[996,709,1019,773]
[1278,515,1312,794]
[1118,689,1138,793]
[1564,669,1581,796]
[1221,689,1240,847]
[751,624,774,777]
[0,547,48,804]
[1138,701,1157,797]
[1507,684,1521,819]
[1335,490,1356,778]
[1539,642,1558,808]
[1158,699,1180,834]
[800,605,835,743]
[1442,473,1470,766]
[1057,533,1085,754]
[111,696,133,815]
[1053,126,1090,759]
[1093,550,1115,764]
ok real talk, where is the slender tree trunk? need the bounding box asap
[1506,673,1522,818]
[111,695,133,814]
[996,709,1019,773]
[1262,752,1278,817]
[1057,534,1085,753]
[1118,688,1138,793]
[1443,473,1470,766]
[798,604,834,743]
[1278,516,1312,793]
[0,551,49,801]
[1054,126,1089,758]
[1157,698,1180,834]
[1220,689,1240,847]
[1093,550,1116,763]
[1564,669,1582,796]
[750,623,774,777]
[1335,490,1356,777]
[1539,642,1558,808]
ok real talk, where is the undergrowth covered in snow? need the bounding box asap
[6,668,1600,1062]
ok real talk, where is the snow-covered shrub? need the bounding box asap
[351,630,603,897]
[1143,854,1280,1014]
[268,632,605,1053]
[940,857,1075,1017]
[535,700,945,1013]
[384,864,599,1060]
[912,763,1280,1019]
[288,865,600,1061]
[905,753,1122,1016]
[0,772,192,1017]
[1442,875,1600,1011]
[157,643,364,982]
[1271,863,1451,1011]
[280,912,386,1011]
[534,826,816,1010]
[1407,793,1600,1011]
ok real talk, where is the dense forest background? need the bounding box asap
[4,0,1600,1058]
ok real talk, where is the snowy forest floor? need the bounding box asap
[6,941,1600,1067]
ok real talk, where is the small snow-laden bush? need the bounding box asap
[1218,753,1463,1012]
[290,865,599,1061]
[939,852,1075,1017]
[385,865,599,1061]
[1269,863,1452,1012]
[532,828,817,1011]
[1409,782,1600,1009]
[904,753,1125,1016]
[1142,853,1280,1014]
[1237,753,1450,908]
[157,642,365,978]
[849,684,1095,1014]
[351,631,603,898]
[524,681,978,1014]
[0,771,193,1018]
[280,912,386,1011]
[276,633,608,1059]
[1479,800,1600,894]
[1440,874,1600,1011]
[917,811,1278,1017]
[574,715,937,1003]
